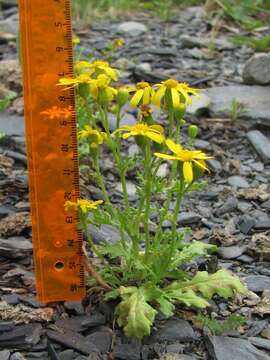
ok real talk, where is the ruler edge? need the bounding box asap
[18,0,85,304]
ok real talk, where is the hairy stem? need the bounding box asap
[143,141,152,263]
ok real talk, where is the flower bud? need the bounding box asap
[174,104,186,121]
[188,125,199,139]
[179,119,186,126]
[116,88,129,107]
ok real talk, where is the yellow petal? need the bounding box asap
[143,87,151,105]
[151,124,164,134]
[130,89,144,108]
[183,161,193,183]
[146,132,164,144]
[171,88,180,108]
[166,139,183,155]
[154,153,179,161]
[152,86,166,107]
[193,159,209,172]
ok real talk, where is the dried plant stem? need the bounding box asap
[82,243,112,290]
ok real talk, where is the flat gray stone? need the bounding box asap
[117,22,148,36]
[228,176,249,189]
[218,245,246,259]
[187,93,211,115]
[0,14,19,34]
[243,54,270,85]
[88,224,131,245]
[206,335,270,360]
[155,319,197,342]
[247,130,270,164]
[205,86,270,127]
[0,350,10,360]
[249,337,270,351]
[177,212,201,225]
[244,275,270,293]
[0,112,25,137]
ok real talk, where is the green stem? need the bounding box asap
[99,106,130,212]
[168,106,174,139]
[143,141,152,263]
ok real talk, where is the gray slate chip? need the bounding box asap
[155,319,197,342]
[247,130,270,165]
[244,275,270,293]
[206,335,270,360]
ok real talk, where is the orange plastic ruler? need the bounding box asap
[18,0,85,303]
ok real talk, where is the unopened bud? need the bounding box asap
[174,104,186,121]
[116,88,129,107]
[188,125,199,139]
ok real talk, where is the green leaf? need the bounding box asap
[97,242,128,259]
[115,286,157,338]
[179,269,247,300]
[164,288,209,308]
[104,288,120,301]
[170,241,217,269]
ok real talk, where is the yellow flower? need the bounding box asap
[89,74,117,102]
[113,38,125,48]
[57,74,91,89]
[115,123,165,144]
[78,126,107,148]
[153,79,199,108]
[154,139,212,183]
[72,36,81,44]
[128,81,155,108]
[64,199,103,214]
[88,60,120,81]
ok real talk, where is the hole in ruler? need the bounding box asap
[54,261,65,271]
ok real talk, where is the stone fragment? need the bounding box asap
[86,331,112,353]
[206,335,270,360]
[117,22,148,36]
[0,212,31,238]
[0,112,25,137]
[248,337,270,351]
[88,224,131,245]
[205,85,270,126]
[238,215,256,234]
[228,176,249,189]
[215,197,238,216]
[155,319,197,342]
[0,350,10,360]
[114,342,141,360]
[186,93,210,115]
[0,237,32,259]
[243,54,270,85]
[217,245,246,259]
[244,275,270,293]
[177,212,201,226]
[247,130,270,165]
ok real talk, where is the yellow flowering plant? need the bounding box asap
[60,58,247,339]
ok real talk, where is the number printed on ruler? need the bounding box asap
[18,0,85,303]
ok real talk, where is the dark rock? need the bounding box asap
[228,176,249,189]
[249,337,270,351]
[3,150,27,165]
[215,197,238,216]
[59,349,78,360]
[243,54,270,85]
[217,245,246,260]
[206,335,270,360]
[0,321,15,332]
[238,216,256,234]
[247,131,270,165]
[81,313,106,328]
[64,301,85,315]
[245,320,268,337]
[0,324,43,350]
[244,275,270,293]
[88,224,131,245]
[0,237,32,259]
[155,319,197,342]
[46,330,99,356]
[114,342,141,360]
[254,218,270,230]
[207,159,222,174]
[177,212,201,226]
[86,331,112,353]
[1,294,19,305]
